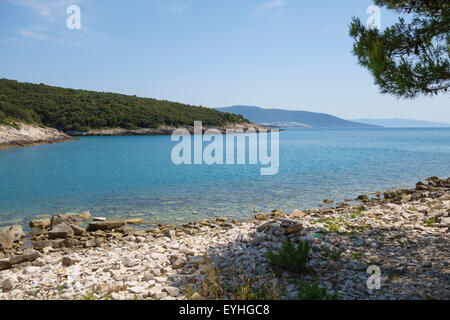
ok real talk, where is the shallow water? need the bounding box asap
[0,128,449,228]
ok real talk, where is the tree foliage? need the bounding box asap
[349,0,449,98]
[0,79,248,131]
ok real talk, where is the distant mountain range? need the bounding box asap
[353,119,450,128]
[216,106,379,128]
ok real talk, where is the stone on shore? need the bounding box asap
[88,219,143,231]
[0,249,40,271]
[48,223,74,239]
[49,214,77,229]
[0,225,25,250]
[61,256,80,267]
[29,219,51,229]
[88,221,127,231]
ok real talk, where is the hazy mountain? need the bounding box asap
[216,106,379,128]
[354,119,450,128]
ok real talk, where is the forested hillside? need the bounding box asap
[0,79,248,131]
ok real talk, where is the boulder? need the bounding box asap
[0,258,12,270]
[29,219,51,229]
[384,190,398,199]
[87,220,127,231]
[441,217,450,226]
[0,249,40,271]
[62,256,80,267]
[70,224,86,236]
[33,240,55,250]
[49,214,77,229]
[357,194,369,201]
[84,240,97,248]
[416,181,429,190]
[117,224,134,235]
[190,292,203,300]
[163,286,181,297]
[284,223,304,235]
[0,225,26,250]
[48,223,75,239]
[1,276,17,292]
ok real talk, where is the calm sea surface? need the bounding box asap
[1,128,449,229]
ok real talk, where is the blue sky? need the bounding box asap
[0,0,449,122]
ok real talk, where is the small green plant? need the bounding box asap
[297,281,338,300]
[326,222,341,233]
[409,206,417,212]
[265,240,310,273]
[57,285,64,295]
[350,207,367,219]
[426,218,436,227]
[81,291,96,300]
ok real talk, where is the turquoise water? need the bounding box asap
[0,128,449,228]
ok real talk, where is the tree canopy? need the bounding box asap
[349,0,449,98]
[0,79,248,131]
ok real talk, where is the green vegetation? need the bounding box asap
[0,79,248,131]
[265,240,311,273]
[297,280,338,300]
[349,0,449,98]
[426,217,437,226]
[351,207,367,219]
[81,291,96,300]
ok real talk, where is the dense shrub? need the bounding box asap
[265,240,311,273]
[0,79,248,131]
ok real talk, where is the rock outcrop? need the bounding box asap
[0,122,77,149]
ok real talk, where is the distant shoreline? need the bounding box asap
[66,123,265,137]
[0,122,265,150]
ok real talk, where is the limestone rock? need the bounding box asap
[49,214,77,229]
[0,225,25,250]
[48,223,74,239]
[87,220,127,231]
[29,219,51,229]
[164,286,181,297]
[62,256,80,267]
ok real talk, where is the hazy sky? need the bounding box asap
[0,0,448,122]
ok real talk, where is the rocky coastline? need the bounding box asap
[66,123,265,136]
[0,177,449,300]
[0,122,78,149]
[0,122,265,149]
